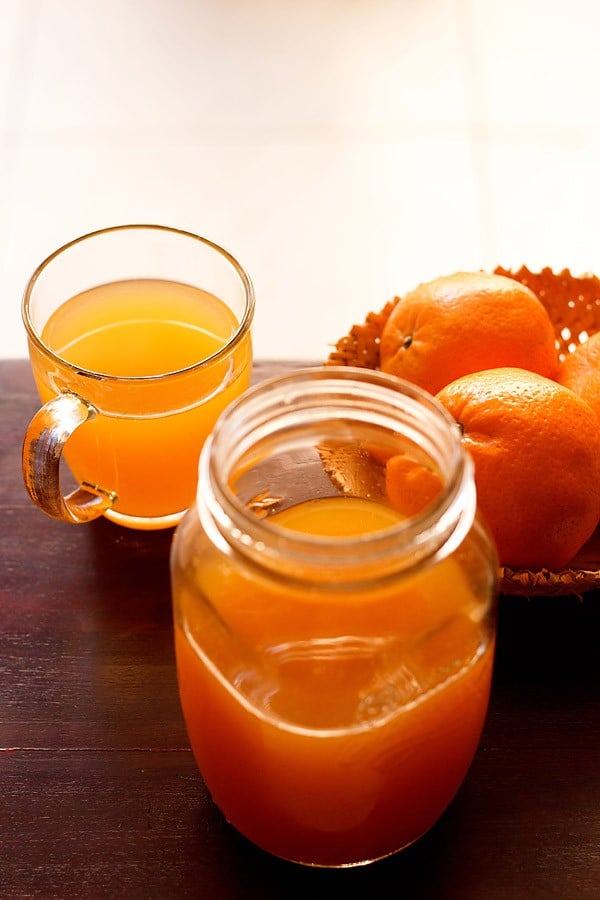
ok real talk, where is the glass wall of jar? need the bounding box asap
[170,367,498,868]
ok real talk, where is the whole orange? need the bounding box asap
[380,272,559,395]
[557,331,600,423]
[436,367,600,570]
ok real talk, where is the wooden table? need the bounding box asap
[1,358,599,899]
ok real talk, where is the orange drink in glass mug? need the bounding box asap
[22,225,254,529]
[170,367,498,868]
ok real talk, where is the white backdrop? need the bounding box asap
[2,0,600,361]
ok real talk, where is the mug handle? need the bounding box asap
[22,392,117,524]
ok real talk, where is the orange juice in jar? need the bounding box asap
[171,368,497,867]
[22,226,254,529]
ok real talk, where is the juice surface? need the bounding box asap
[33,279,252,524]
[174,496,494,866]
[42,278,236,377]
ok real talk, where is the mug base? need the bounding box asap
[103,506,187,531]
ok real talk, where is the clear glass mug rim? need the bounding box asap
[21,223,256,384]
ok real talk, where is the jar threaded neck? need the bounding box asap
[197,367,477,586]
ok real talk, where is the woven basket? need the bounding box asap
[326,266,600,597]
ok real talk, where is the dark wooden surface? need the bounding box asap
[1,358,599,899]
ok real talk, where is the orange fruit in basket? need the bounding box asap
[557,331,600,423]
[385,454,443,517]
[380,272,559,395]
[436,367,600,570]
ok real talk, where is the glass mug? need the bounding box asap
[170,367,498,868]
[22,225,254,529]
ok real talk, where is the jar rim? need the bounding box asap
[198,366,477,585]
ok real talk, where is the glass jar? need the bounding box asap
[170,366,497,868]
